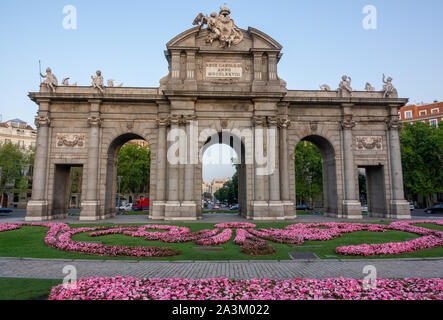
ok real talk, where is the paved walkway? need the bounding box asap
[1,257,442,280]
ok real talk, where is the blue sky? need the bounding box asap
[1,0,442,181]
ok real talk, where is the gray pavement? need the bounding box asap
[2,209,442,224]
[0,257,442,280]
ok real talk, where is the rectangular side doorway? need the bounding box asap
[359,166,387,218]
[52,164,83,218]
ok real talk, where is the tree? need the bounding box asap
[400,121,443,208]
[117,144,151,194]
[294,141,323,204]
[0,143,35,205]
[214,163,238,204]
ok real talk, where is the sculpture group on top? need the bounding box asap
[319,74,397,98]
[193,5,244,48]
[39,67,123,94]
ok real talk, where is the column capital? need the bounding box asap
[252,116,267,127]
[183,115,197,124]
[34,116,51,128]
[169,114,181,126]
[156,117,170,128]
[341,115,356,130]
[386,117,402,130]
[267,116,279,127]
[88,116,102,127]
[278,118,291,129]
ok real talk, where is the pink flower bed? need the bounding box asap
[1,220,443,258]
[195,229,232,246]
[215,222,257,229]
[48,277,443,300]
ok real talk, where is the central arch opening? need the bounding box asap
[201,132,247,217]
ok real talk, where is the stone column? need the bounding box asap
[267,117,284,219]
[80,100,102,221]
[182,115,198,219]
[268,117,280,201]
[151,117,169,220]
[278,118,294,217]
[387,109,411,219]
[252,116,268,219]
[165,115,181,219]
[26,100,51,221]
[340,107,362,219]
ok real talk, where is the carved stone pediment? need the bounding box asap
[356,136,383,151]
[56,134,86,148]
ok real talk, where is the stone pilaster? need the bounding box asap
[80,100,102,221]
[184,50,197,90]
[387,108,411,219]
[340,105,362,219]
[26,100,51,221]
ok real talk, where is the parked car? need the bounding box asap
[230,205,239,211]
[119,203,133,212]
[0,208,13,214]
[425,204,443,214]
[212,205,220,210]
[361,205,368,213]
[410,203,415,211]
[132,198,149,211]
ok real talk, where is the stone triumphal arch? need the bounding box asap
[26,7,411,221]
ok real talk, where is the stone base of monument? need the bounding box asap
[342,200,363,219]
[164,201,199,221]
[25,200,48,221]
[252,201,287,221]
[150,201,166,220]
[390,200,412,220]
[79,201,102,221]
[283,201,296,219]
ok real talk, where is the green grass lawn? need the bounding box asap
[0,222,442,261]
[0,278,60,300]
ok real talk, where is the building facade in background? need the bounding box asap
[0,119,36,149]
[211,179,229,198]
[0,119,36,209]
[399,101,443,127]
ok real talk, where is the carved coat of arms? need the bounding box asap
[193,6,244,48]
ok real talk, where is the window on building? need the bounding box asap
[419,110,427,116]
[430,119,438,127]
[431,108,439,114]
[404,111,413,119]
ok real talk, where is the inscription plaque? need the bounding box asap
[206,62,242,78]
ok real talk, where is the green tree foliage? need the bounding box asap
[117,144,151,194]
[0,143,34,195]
[214,164,238,204]
[400,121,443,207]
[294,141,323,204]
